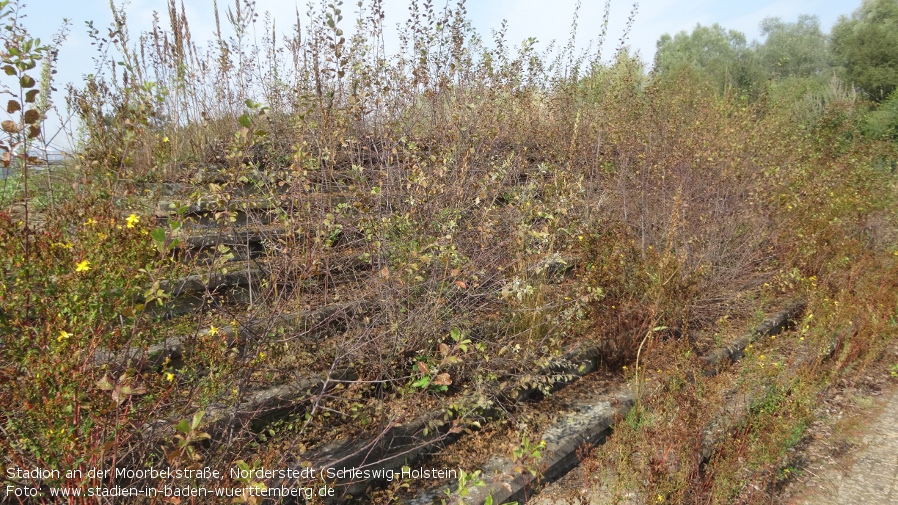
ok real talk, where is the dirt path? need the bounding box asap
[783,386,898,505]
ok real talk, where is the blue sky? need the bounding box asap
[13,0,861,149]
[22,0,860,61]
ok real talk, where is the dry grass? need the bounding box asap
[2,0,897,503]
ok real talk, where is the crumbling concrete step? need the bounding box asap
[203,368,359,437]
[93,300,377,371]
[406,301,806,505]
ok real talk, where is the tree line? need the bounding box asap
[652,0,898,140]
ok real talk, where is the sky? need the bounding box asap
[11,0,862,150]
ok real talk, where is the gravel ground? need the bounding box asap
[780,380,898,505]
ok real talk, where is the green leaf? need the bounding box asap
[191,411,205,430]
[19,74,35,88]
[3,65,16,76]
[174,419,191,434]
[116,384,146,396]
[95,374,114,391]
[150,227,167,253]
[237,113,252,128]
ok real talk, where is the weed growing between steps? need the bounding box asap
[2,0,897,502]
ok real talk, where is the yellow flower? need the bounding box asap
[209,325,219,336]
[126,213,140,228]
[165,372,175,382]
[75,260,91,272]
[58,330,71,342]
[84,218,97,227]
[162,136,170,143]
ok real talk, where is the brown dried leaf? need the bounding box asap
[6,100,20,114]
[23,109,40,125]
[416,361,429,375]
[432,373,452,386]
[1,120,19,133]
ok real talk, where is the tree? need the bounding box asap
[863,89,898,140]
[756,15,828,80]
[831,0,898,101]
[653,24,761,94]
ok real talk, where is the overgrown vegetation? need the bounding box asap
[1,0,897,504]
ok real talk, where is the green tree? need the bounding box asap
[863,89,898,140]
[756,15,828,80]
[831,0,898,101]
[653,23,761,94]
